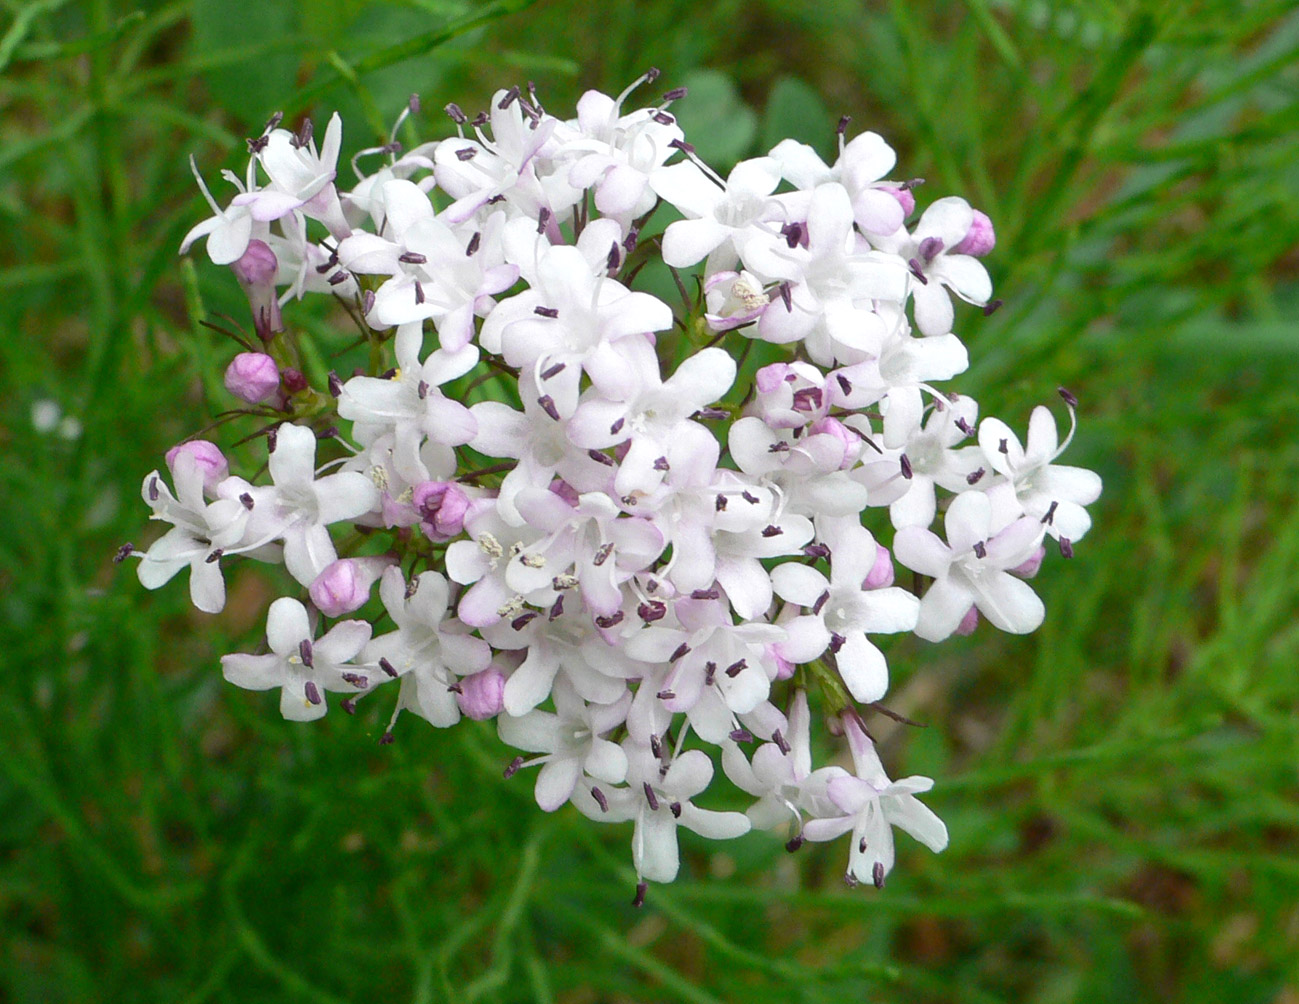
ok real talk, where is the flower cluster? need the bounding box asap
[123,72,1101,900]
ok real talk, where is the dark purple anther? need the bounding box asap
[413,282,426,305]
[704,661,717,684]
[638,600,667,623]
[652,456,669,472]
[592,786,609,812]
[593,543,613,566]
[205,549,223,564]
[803,542,831,560]
[456,146,476,161]
[549,595,564,620]
[668,138,695,154]
[379,658,398,678]
[405,576,420,599]
[609,416,625,435]
[725,659,747,678]
[148,475,159,501]
[281,368,308,394]
[328,270,348,286]
[728,729,752,743]
[690,588,719,600]
[918,236,944,262]
[998,438,1009,455]
[113,543,134,563]
[642,782,659,811]
[465,231,481,256]
[632,882,648,908]
[537,395,560,420]
[670,643,690,662]
[973,540,987,559]
[669,801,682,818]
[781,222,804,248]
[1058,386,1079,408]
[471,111,488,127]
[715,494,728,512]
[445,102,466,123]
[656,689,675,700]
[341,672,368,689]
[497,86,520,109]
[298,639,313,668]
[653,111,674,125]
[741,491,760,505]
[399,251,427,265]
[812,590,830,615]
[328,371,343,397]
[872,861,886,889]
[379,731,395,745]
[967,467,985,485]
[1041,500,1058,525]
[837,114,851,135]
[761,525,783,537]
[303,680,321,705]
[512,611,537,631]
[900,454,913,479]
[417,380,429,399]
[837,374,853,395]
[1060,537,1074,559]
[768,441,790,453]
[792,387,822,411]
[504,755,524,778]
[907,258,928,284]
[955,417,973,436]
[588,449,614,466]
[624,228,639,253]
[607,243,621,271]
[536,207,551,234]
[983,298,1004,316]
[650,733,663,758]
[595,611,624,628]
[773,729,791,755]
[540,361,565,380]
[362,290,376,315]
[534,305,559,318]
[779,282,793,311]
[829,632,846,654]
[786,833,805,852]
[340,698,356,715]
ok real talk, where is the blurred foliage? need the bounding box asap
[2,0,1298,1001]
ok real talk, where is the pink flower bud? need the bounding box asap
[1011,545,1045,579]
[308,556,393,617]
[755,363,792,395]
[224,352,280,404]
[954,209,996,257]
[165,440,228,494]
[456,666,506,720]
[281,367,308,394]
[231,239,279,287]
[309,560,369,617]
[880,185,915,217]
[955,605,979,636]
[809,417,858,469]
[413,481,471,540]
[863,543,895,589]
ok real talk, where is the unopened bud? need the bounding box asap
[223,352,280,404]
[955,605,979,636]
[880,185,915,217]
[953,209,996,257]
[412,480,471,540]
[165,440,228,493]
[863,543,895,589]
[456,666,507,720]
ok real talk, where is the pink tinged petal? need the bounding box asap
[380,178,435,234]
[232,189,306,222]
[280,679,328,722]
[189,557,226,614]
[914,576,976,642]
[221,653,283,691]
[585,737,628,784]
[503,646,561,716]
[771,563,829,606]
[836,631,889,702]
[662,218,731,269]
[205,212,253,265]
[985,516,1045,568]
[974,571,1045,635]
[635,811,681,883]
[916,197,974,247]
[439,631,492,674]
[613,436,665,497]
[535,758,583,812]
[268,424,318,489]
[283,522,338,586]
[665,749,714,798]
[422,396,478,447]
[802,815,857,843]
[936,254,992,304]
[679,805,750,840]
[911,280,954,338]
[945,491,993,553]
[444,540,487,585]
[824,525,878,584]
[859,587,920,634]
[579,559,622,618]
[314,471,380,524]
[666,521,716,592]
[852,188,905,234]
[827,774,874,813]
[314,619,372,664]
[594,163,649,217]
[715,555,772,621]
[266,597,311,656]
[887,796,949,852]
[456,577,512,628]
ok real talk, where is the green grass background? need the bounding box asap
[2,0,1298,1000]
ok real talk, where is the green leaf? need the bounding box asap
[759,75,832,158]
[189,0,302,125]
[672,68,757,169]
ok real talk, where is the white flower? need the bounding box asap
[221,597,372,722]
[802,714,947,887]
